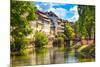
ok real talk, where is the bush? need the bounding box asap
[34,32,48,48]
[64,25,75,39]
[52,33,65,47]
[58,37,64,44]
[11,37,29,55]
[77,44,95,58]
[58,33,66,39]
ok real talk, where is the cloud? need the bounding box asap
[36,5,42,10]
[50,3,67,7]
[43,3,49,6]
[47,5,79,22]
[68,14,79,22]
[35,2,79,22]
[67,6,79,22]
[70,5,78,12]
[48,7,68,19]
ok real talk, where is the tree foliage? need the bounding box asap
[64,24,75,40]
[34,32,48,48]
[75,5,95,39]
[10,1,38,54]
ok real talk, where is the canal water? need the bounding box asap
[11,45,95,67]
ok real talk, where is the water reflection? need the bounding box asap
[64,49,78,63]
[11,47,65,67]
[11,42,95,67]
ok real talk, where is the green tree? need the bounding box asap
[11,1,38,55]
[75,5,95,39]
[34,32,48,48]
[64,24,75,40]
[84,6,95,39]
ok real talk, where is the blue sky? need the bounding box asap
[34,2,79,22]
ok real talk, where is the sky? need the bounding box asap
[34,2,79,22]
